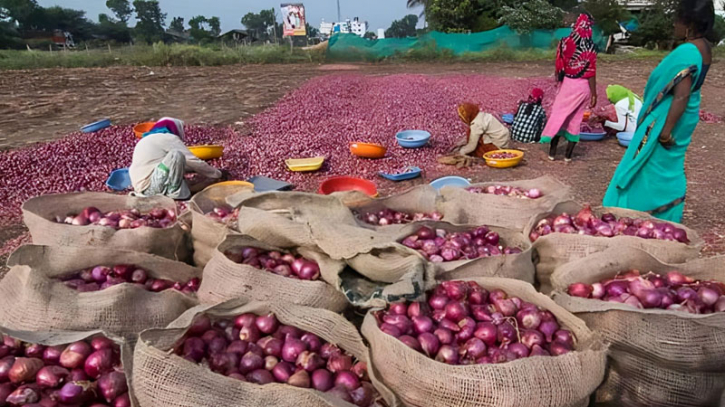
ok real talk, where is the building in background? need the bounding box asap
[319,17,368,39]
[377,28,385,39]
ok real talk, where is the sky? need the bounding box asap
[36,0,423,33]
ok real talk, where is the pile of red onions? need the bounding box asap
[0,334,129,406]
[55,207,177,230]
[206,205,239,228]
[58,264,200,294]
[401,226,522,263]
[465,185,542,199]
[529,205,689,243]
[376,280,576,365]
[224,247,321,281]
[174,313,377,406]
[568,269,725,314]
[358,209,443,226]
[487,152,517,159]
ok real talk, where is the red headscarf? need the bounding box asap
[556,13,597,81]
[529,88,544,104]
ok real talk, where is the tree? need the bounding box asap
[0,0,38,29]
[169,16,184,32]
[32,6,95,39]
[133,0,165,43]
[385,14,419,38]
[426,0,476,32]
[97,13,132,42]
[106,0,132,24]
[582,0,629,36]
[188,15,220,43]
[630,0,677,48]
[363,31,377,40]
[241,8,277,42]
[499,0,564,33]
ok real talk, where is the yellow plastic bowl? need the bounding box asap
[188,145,224,160]
[350,142,387,159]
[134,122,155,139]
[483,149,524,169]
[285,156,325,172]
[205,180,254,190]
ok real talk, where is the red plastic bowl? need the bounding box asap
[318,176,378,197]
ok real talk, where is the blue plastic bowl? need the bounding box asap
[580,131,607,141]
[396,130,431,148]
[502,114,514,124]
[617,132,634,147]
[81,119,111,133]
[430,176,471,191]
[379,167,422,182]
[106,168,132,191]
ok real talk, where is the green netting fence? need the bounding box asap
[327,25,606,61]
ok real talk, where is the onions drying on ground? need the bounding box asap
[55,206,177,230]
[375,280,576,364]
[224,247,321,281]
[174,313,379,406]
[0,334,129,406]
[466,185,542,199]
[567,269,725,314]
[401,226,522,263]
[580,123,604,133]
[58,264,200,294]
[205,205,240,229]
[357,209,443,226]
[529,205,689,243]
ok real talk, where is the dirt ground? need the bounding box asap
[1,60,724,255]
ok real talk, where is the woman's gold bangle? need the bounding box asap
[659,134,673,144]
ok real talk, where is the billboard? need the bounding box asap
[281,3,306,37]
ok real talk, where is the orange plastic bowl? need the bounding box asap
[134,122,155,139]
[583,111,592,121]
[318,176,378,197]
[350,142,387,159]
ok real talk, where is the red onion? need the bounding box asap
[379,323,402,338]
[239,352,264,374]
[530,344,550,357]
[0,356,15,382]
[0,383,12,404]
[350,382,375,407]
[9,357,44,384]
[428,294,449,310]
[84,349,115,379]
[334,370,360,391]
[507,343,530,359]
[521,329,545,349]
[113,393,131,407]
[281,338,307,363]
[412,316,434,334]
[398,335,422,352]
[246,369,274,384]
[351,362,368,381]
[297,351,325,372]
[319,343,342,359]
[36,366,70,388]
[182,337,205,363]
[327,354,353,373]
[6,384,40,404]
[473,322,498,347]
[272,361,295,382]
[327,385,354,403]
[433,328,454,345]
[516,308,541,330]
[255,314,279,335]
[434,345,459,365]
[460,338,487,360]
[58,381,94,404]
[98,371,127,402]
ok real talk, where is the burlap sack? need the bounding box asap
[0,245,199,338]
[438,176,572,231]
[198,234,348,312]
[362,277,607,407]
[525,201,703,293]
[189,184,253,267]
[22,192,189,261]
[230,191,437,307]
[344,185,441,235]
[551,247,725,406]
[132,299,399,407]
[393,221,535,284]
[0,326,137,406]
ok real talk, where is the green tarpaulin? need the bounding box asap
[327,25,607,61]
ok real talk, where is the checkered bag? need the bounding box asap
[511,102,547,143]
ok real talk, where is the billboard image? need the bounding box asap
[281,3,307,37]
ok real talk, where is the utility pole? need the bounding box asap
[337,0,341,22]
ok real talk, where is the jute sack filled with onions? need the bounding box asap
[189,184,253,267]
[0,245,199,338]
[524,200,702,294]
[0,326,136,406]
[344,185,443,235]
[394,221,535,284]
[22,192,189,261]
[230,191,437,307]
[132,298,399,407]
[198,234,348,312]
[551,246,725,406]
[361,278,607,407]
[437,176,572,231]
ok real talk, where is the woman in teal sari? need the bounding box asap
[603,0,714,223]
